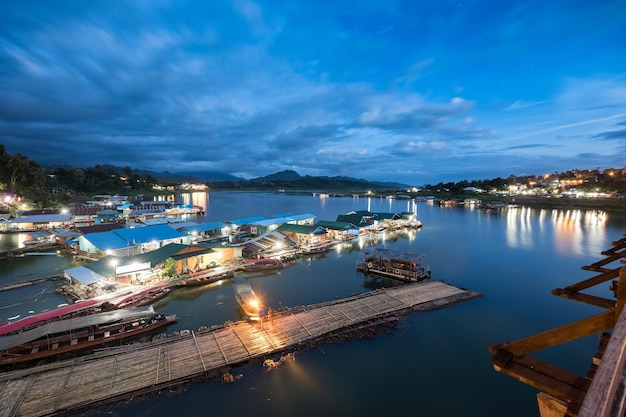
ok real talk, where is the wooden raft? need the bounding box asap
[0,280,479,417]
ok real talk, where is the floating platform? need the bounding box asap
[0,280,480,417]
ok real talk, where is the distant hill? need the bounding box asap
[46,163,407,191]
[212,170,410,191]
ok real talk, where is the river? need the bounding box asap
[1,191,625,417]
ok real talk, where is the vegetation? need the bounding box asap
[161,258,177,278]
[0,145,160,209]
[1,145,625,212]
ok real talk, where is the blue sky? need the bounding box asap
[1,1,625,185]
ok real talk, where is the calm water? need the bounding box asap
[1,192,625,417]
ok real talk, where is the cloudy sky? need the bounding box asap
[1,1,625,185]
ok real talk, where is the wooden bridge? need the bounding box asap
[490,234,626,417]
[0,280,479,417]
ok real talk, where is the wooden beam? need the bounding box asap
[616,264,626,317]
[491,352,588,405]
[550,289,616,309]
[556,268,620,293]
[498,311,615,356]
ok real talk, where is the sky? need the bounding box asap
[1,1,625,186]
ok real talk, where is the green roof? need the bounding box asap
[315,220,357,231]
[277,223,326,235]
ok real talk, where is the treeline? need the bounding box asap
[0,145,159,208]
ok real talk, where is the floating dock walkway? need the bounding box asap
[0,280,480,417]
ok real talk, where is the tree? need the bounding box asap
[161,258,177,278]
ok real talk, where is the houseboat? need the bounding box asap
[356,248,431,283]
[233,283,262,321]
[0,306,176,366]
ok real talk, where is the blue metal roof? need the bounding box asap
[181,222,227,233]
[114,224,187,244]
[229,216,268,226]
[287,213,316,221]
[252,218,288,227]
[81,231,130,251]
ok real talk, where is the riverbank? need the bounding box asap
[504,195,626,212]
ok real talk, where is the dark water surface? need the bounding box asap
[1,191,625,417]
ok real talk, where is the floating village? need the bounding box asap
[0,194,485,416]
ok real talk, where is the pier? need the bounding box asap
[0,280,479,417]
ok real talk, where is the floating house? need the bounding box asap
[73,224,191,257]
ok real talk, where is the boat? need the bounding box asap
[0,299,104,337]
[299,241,338,255]
[0,306,176,366]
[179,269,237,287]
[356,248,431,283]
[112,282,172,308]
[233,283,262,321]
[240,258,283,271]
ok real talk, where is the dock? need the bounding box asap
[0,280,480,417]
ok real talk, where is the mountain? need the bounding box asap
[211,170,410,191]
[250,170,301,181]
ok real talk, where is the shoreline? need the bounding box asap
[500,195,626,212]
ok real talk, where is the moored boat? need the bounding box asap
[233,283,262,321]
[240,258,283,271]
[356,248,431,282]
[0,306,176,366]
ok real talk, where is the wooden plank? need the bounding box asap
[492,355,587,404]
[554,268,619,293]
[579,302,626,417]
[550,289,616,309]
[191,331,207,372]
[501,311,615,356]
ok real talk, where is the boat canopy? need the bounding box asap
[0,306,155,351]
[0,299,100,336]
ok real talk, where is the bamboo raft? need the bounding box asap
[0,280,480,417]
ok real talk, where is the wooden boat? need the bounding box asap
[240,258,283,271]
[356,248,431,283]
[0,306,176,366]
[180,269,237,287]
[233,283,262,321]
[299,241,338,255]
[113,282,172,308]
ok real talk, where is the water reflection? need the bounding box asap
[551,209,607,257]
[506,207,534,250]
[504,206,608,256]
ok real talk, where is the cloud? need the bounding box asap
[0,1,624,185]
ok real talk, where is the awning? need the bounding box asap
[64,265,107,286]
